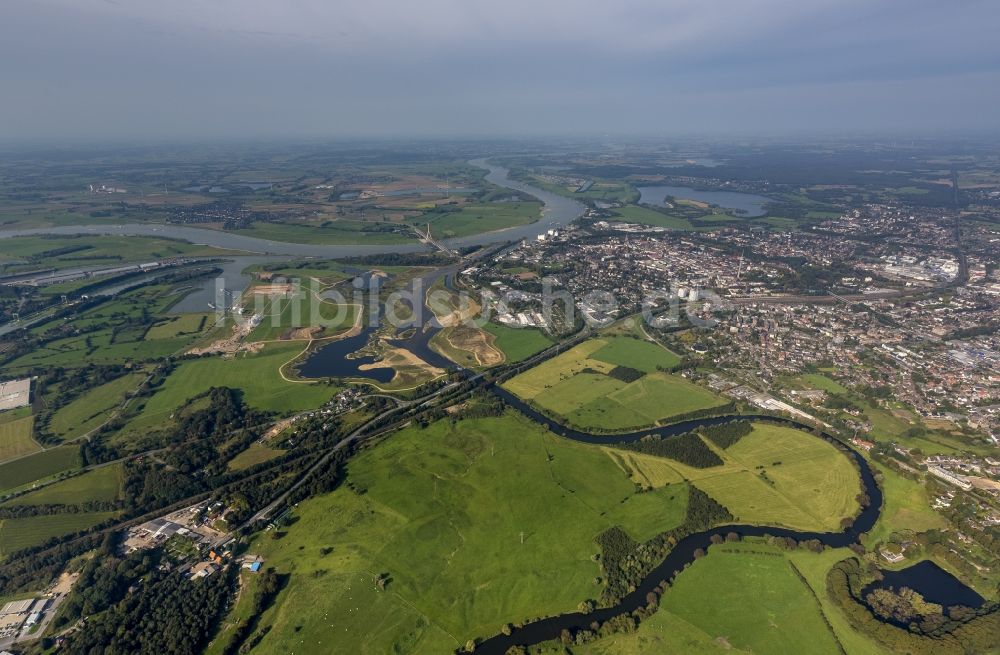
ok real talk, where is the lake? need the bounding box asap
[295,327,394,383]
[863,560,985,610]
[638,185,770,217]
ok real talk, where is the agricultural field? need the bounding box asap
[656,543,844,653]
[504,337,723,431]
[119,343,338,436]
[6,285,208,371]
[481,322,553,362]
[588,337,681,372]
[3,465,122,506]
[45,372,146,441]
[611,424,861,532]
[0,413,40,463]
[0,446,81,494]
[604,449,686,488]
[0,512,118,557]
[236,413,690,654]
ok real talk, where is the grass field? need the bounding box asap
[0,414,40,463]
[121,343,337,436]
[864,460,948,545]
[0,235,243,272]
[240,412,690,654]
[481,322,554,362]
[0,512,118,556]
[238,221,410,245]
[657,543,843,654]
[504,337,724,431]
[145,312,212,339]
[567,543,875,655]
[46,372,146,441]
[247,290,359,341]
[227,442,285,470]
[612,205,694,230]
[611,424,861,532]
[786,547,890,655]
[798,373,850,394]
[589,336,681,372]
[417,201,541,238]
[0,446,81,493]
[6,285,206,372]
[604,449,686,488]
[3,465,122,506]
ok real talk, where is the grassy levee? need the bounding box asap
[240,413,689,654]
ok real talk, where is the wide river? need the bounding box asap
[0,160,584,258]
[0,160,585,323]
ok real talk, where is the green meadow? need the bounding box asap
[46,372,146,441]
[0,413,40,463]
[563,543,874,655]
[418,201,541,238]
[3,464,122,506]
[481,322,554,363]
[0,446,81,494]
[0,512,118,557]
[504,337,724,431]
[240,413,690,654]
[612,424,861,532]
[612,205,694,230]
[246,290,359,341]
[120,343,338,436]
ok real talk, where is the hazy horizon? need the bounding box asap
[3,0,999,143]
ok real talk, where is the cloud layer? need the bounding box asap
[3,0,999,140]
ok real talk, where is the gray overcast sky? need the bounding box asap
[2,0,999,141]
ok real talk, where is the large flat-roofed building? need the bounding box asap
[139,517,183,539]
[0,378,30,412]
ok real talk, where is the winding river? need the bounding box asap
[476,388,885,654]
